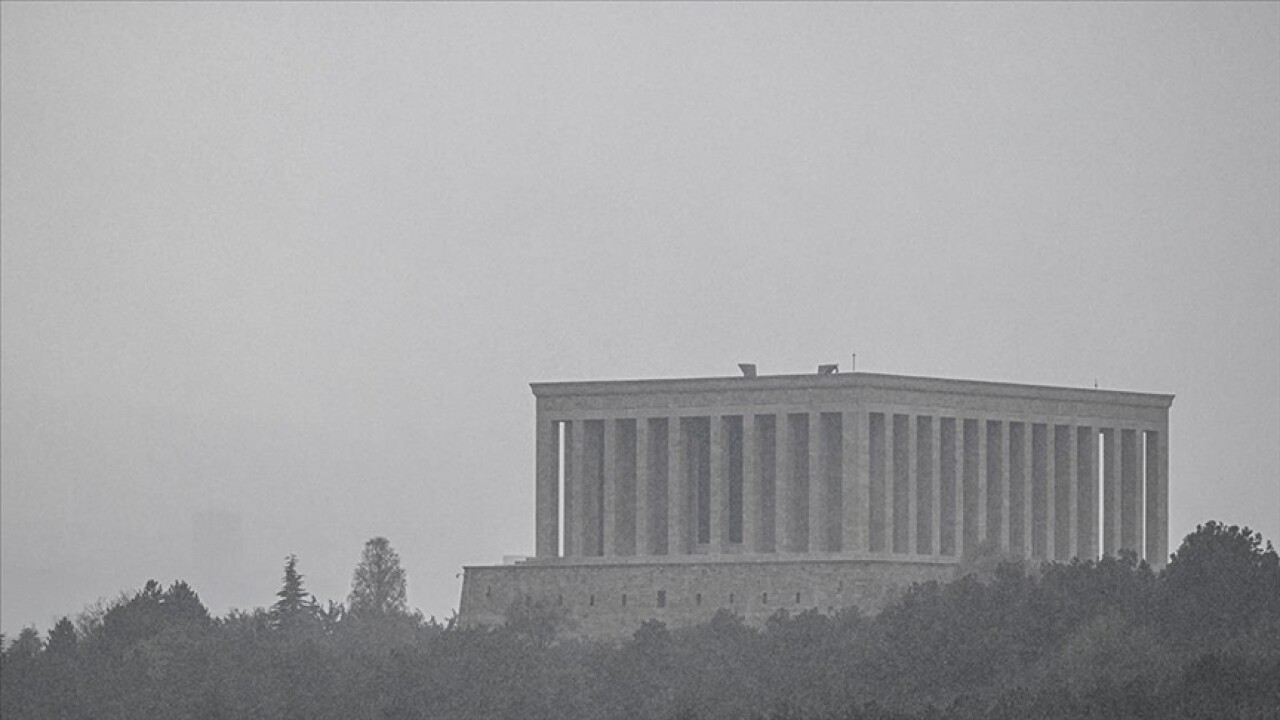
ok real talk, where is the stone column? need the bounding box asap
[929,416,941,557]
[999,421,1011,553]
[635,419,651,556]
[1052,425,1066,560]
[1044,423,1056,562]
[844,410,868,553]
[602,419,618,556]
[809,411,826,553]
[906,414,918,555]
[1120,428,1140,554]
[953,418,965,559]
[566,420,586,557]
[1063,424,1078,561]
[1078,427,1098,560]
[984,420,1001,550]
[535,413,559,558]
[668,418,688,556]
[776,413,793,553]
[1146,427,1169,567]
[1103,429,1120,556]
[884,414,896,553]
[583,422,604,556]
[1090,426,1101,560]
[742,413,760,553]
[975,418,987,549]
[1021,422,1034,559]
[710,415,727,550]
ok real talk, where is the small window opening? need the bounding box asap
[525,595,532,606]
[762,592,768,605]
[657,590,666,608]
[729,593,735,604]
[795,592,801,605]
[696,593,702,606]
[838,581,844,592]
[622,594,627,607]
[589,594,595,607]
[486,585,492,598]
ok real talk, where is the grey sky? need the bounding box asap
[2,3,1277,635]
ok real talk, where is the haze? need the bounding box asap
[2,3,1277,635]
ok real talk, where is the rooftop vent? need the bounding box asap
[818,364,839,375]
[738,363,757,378]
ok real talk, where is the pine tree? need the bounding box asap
[271,555,317,631]
[6,627,43,661]
[45,617,77,655]
[163,581,210,623]
[348,537,408,617]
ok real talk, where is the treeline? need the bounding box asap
[2,522,1278,719]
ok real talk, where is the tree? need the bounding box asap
[271,555,318,631]
[100,581,164,652]
[317,600,346,635]
[6,627,43,661]
[1162,521,1280,648]
[348,537,408,617]
[0,627,44,719]
[162,580,212,626]
[43,618,86,719]
[46,617,77,655]
[94,579,211,655]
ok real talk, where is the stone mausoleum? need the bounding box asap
[459,367,1172,638]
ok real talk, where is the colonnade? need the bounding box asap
[535,409,1169,567]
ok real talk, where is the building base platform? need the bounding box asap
[459,554,960,640]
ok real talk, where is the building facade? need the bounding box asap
[459,370,1172,638]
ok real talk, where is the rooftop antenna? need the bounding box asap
[851,353,856,372]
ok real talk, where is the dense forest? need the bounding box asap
[2,522,1277,720]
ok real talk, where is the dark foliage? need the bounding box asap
[3,522,1278,720]
[1160,522,1280,653]
[271,554,319,634]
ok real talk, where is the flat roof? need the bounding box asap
[531,371,1174,408]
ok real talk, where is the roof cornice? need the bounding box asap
[530,372,1174,408]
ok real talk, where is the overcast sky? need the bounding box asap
[3,3,1277,635]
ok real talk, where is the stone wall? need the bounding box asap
[459,556,959,640]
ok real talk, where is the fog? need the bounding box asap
[2,3,1277,636]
